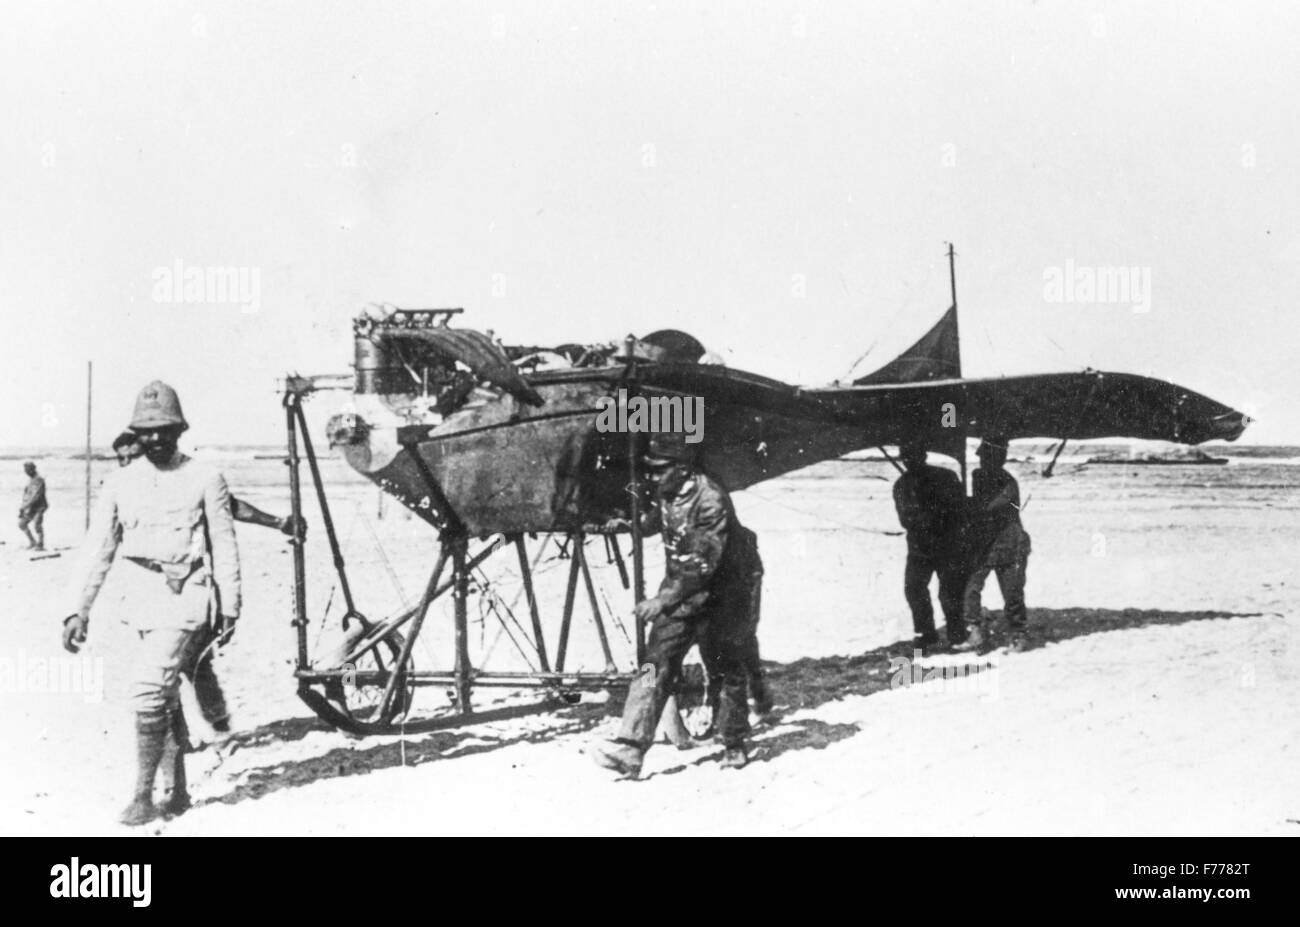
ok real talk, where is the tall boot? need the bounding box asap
[120,715,167,826]
[158,708,192,816]
[748,669,774,719]
[191,644,231,732]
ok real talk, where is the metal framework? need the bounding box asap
[283,337,650,735]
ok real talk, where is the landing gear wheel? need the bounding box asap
[308,613,416,735]
[339,631,414,728]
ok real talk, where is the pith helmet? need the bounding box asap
[129,380,188,432]
[645,431,698,465]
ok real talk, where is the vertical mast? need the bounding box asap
[84,360,92,530]
[947,242,960,378]
[946,243,968,492]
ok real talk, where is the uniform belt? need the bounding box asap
[126,556,206,593]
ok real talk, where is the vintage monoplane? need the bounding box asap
[281,253,1249,734]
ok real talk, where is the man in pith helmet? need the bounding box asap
[111,429,304,736]
[62,380,241,825]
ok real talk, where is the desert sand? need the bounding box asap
[1,451,1296,836]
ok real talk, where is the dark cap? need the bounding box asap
[644,431,698,466]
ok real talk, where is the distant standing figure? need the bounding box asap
[892,442,968,652]
[958,438,1032,654]
[19,462,48,551]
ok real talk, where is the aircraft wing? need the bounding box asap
[806,370,1250,447]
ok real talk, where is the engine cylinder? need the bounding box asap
[355,331,398,394]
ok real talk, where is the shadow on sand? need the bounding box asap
[197,606,1267,802]
[196,698,612,809]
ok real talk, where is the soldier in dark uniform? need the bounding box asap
[697,519,771,729]
[958,437,1032,653]
[892,442,968,652]
[591,432,759,777]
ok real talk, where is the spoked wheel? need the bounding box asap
[336,631,414,728]
[303,612,416,735]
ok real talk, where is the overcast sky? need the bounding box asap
[2,0,1297,447]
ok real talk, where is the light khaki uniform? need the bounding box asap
[71,452,241,721]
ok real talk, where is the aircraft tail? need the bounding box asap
[853,304,961,385]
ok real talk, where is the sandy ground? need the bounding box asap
[1,455,1297,836]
